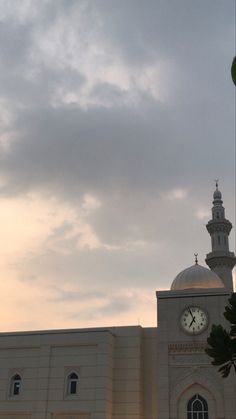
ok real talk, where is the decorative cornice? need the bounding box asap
[206,219,232,235]
[206,253,236,269]
[168,342,207,353]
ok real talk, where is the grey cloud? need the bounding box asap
[15,223,211,292]
[1,96,234,198]
[0,1,234,328]
[93,1,233,73]
[96,298,133,317]
[68,294,135,322]
[0,20,33,68]
[108,0,234,110]
[50,288,106,303]
[1,92,234,253]
[90,82,128,106]
[50,287,134,319]
[0,3,87,109]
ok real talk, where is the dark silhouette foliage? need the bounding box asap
[205,293,236,378]
[231,56,236,86]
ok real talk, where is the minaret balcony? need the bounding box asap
[206,219,232,234]
[206,251,236,269]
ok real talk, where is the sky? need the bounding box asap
[0,0,235,332]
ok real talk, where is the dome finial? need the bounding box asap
[194,253,198,265]
[213,179,222,201]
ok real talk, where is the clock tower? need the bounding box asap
[156,186,236,419]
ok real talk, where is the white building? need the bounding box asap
[0,184,235,419]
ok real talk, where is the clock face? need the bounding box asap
[180,306,208,335]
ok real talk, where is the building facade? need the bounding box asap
[0,185,235,419]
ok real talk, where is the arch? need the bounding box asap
[170,371,224,418]
[10,373,22,396]
[67,371,79,395]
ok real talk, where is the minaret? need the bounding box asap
[205,181,236,291]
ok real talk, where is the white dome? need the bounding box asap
[171,263,224,290]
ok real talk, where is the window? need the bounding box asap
[217,236,221,245]
[187,394,208,419]
[67,372,78,395]
[10,374,21,396]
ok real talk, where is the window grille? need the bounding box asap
[187,394,208,419]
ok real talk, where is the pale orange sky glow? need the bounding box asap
[0,191,234,332]
[0,194,158,331]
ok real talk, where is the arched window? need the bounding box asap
[10,374,21,396]
[187,394,208,419]
[67,372,78,395]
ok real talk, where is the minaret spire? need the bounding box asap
[205,182,236,290]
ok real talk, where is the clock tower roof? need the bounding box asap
[171,262,224,291]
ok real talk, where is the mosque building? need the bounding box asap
[0,184,235,419]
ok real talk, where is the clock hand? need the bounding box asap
[189,317,196,328]
[188,308,194,319]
